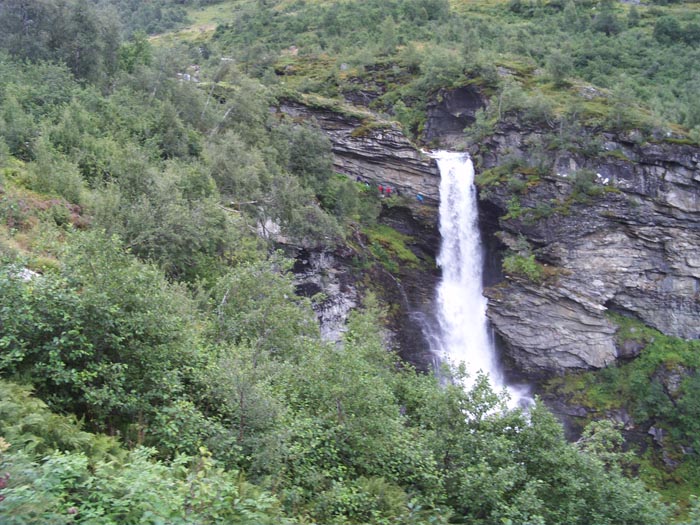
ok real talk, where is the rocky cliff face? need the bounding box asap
[423,85,698,375]
[277,100,441,369]
[476,126,700,375]
[279,92,699,378]
[278,101,441,212]
[292,247,359,343]
[423,86,485,147]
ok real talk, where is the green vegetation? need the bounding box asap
[580,315,700,442]
[545,314,700,509]
[475,156,543,192]
[0,380,285,525]
[365,224,421,273]
[190,0,698,142]
[0,0,697,522]
[502,253,545,283]
[0,220,674,523]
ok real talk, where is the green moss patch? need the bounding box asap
[364,224,420,273]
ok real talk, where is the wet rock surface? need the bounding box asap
[289,230,439,371]
[278,100,443,369]
[423,86,486,146]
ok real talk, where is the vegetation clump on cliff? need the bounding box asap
[544,315,700,510]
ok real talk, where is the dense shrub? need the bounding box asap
[503,253,545,283]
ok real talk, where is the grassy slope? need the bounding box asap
[169,0,698,143]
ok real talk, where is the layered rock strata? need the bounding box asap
[278,101,441,367]
[278,101,440,213]
[478,128,700,374]
[279,92,700,377]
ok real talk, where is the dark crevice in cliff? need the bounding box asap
[478,198,507,288]
[379,205,440,262]
[423,86,486,147]
[477,194,536,388]
[377,204,440,372]
[603,300,644,324]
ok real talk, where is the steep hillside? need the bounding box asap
[0,0,698,521]
[159,0,700,506]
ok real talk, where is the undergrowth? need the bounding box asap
[544,313,700,508]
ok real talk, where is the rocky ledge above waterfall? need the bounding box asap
[268,99,442,367]
[276,100,441,220]
[473,123,700,375]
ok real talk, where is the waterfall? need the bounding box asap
[429,151,528,406]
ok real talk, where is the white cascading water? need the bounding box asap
[430,151,528,406]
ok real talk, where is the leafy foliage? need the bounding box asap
[0,0,120,84]
[0,233,204,435]
[0,381,286,525]
[204,0,700,142]
[503,253,545,283]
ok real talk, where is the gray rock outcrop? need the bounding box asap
[423,86,485,146]
[277,100,441,366]
[292,248,358,344]
[477,126,700,374]
[277,101,441,213]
